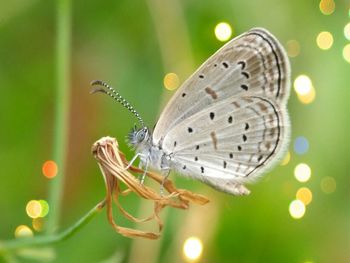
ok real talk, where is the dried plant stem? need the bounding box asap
[47,0,72,233]
[0,202,105,254]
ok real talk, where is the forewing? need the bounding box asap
[162,96,289,183]
[153,28,290,145]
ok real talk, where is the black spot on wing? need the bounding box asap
[238,61,246,69]
[241,84,248,91]
[210,112,215,120]
[241,71,250,79]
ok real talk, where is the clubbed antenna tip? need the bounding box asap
[90,86,107,95]
[90,80,103,86]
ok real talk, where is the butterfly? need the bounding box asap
[91,28,291,196]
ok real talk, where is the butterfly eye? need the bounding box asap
[138,132,144,140]
[137,129,147,142]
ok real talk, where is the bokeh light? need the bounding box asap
[289,200,306,219]
[296,187,313,205]
[294,75,312,95]
[39,199,50,217]
[298,86,316,104]
[343,44,350,63]
[32,218,45,232]
[319,0,335,15]
[316,31,333,50]
[294,163,311,183]
[183,237,203,261]
[344,23,350,40]
[320,176,336,194]
[280,151,291,166]
[286,40,300,57]
[26,200,42,219]
[26,199,49,219]
[15,225,33,238]
[42,160,58,179]
[294,136,309,155]
[214,22,232,42]
[294,75,316,104]
[163,72,180,91]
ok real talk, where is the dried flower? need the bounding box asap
[92,137,209,239]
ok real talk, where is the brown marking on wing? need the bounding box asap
[244,98,254,103]
[205,87,218,99]
[232,101,241,108]
[269,128,276,138]
[257,102,268,112]
[210,131,218,150]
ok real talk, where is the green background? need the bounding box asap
[0,0,349,262]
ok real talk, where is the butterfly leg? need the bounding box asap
[124,153,141,170]
[137,160,145,183]
[140,157,149,185]
[160,170,171,196]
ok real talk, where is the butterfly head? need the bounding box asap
[127,126,150,148]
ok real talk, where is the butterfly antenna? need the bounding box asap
[90,80,145,127]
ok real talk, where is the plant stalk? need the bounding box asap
[47,0,72,233]
[0,202,105,254]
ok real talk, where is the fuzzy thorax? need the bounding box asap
[127,126,170,171]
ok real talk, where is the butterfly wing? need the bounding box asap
[152,28,290,194]
[153,28,290,146]
[162,95,289,194]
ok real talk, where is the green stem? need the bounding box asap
[0,201,105,254]
[47,0,72,233]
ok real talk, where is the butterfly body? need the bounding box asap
[94,27,291,196]
[128,127,171,171]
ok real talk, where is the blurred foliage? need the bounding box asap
[0,0,349,262]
